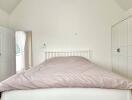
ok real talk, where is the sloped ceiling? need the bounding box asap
[0,0,131,14]
[115,0,132,10]
[0,0,22,14]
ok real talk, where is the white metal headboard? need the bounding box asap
[44,50,92,61]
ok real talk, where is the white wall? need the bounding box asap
[0,9,9,26]
[9,0,124,70]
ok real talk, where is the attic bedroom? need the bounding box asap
[0,0,132,100]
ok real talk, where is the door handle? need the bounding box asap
[117,48,120,53]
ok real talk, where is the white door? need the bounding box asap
[112,23,120,73]
[0,27,16,81]
[128,17,132,79]
[112,20,128,77]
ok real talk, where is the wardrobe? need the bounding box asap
[0,27,16,81]
[112,16,132,79]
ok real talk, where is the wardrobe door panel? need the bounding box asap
[128,46,132,57]
[118,56,128,77]
[0,27,15,81]
[118,20,128,47]
[112,55,119,73]
[112,20,128,77]
[0,32,1,52]
[128,57,132,79]
[0,32,1,72]
[112,25,119,73]
[112,25,119,51]
[118,21,128,77]
[118,46,128,77]
[119,46,127,56]
[128,17,132,45]
[128,17,132,80]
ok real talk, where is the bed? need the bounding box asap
[0,50,132,100]
[1,88,132,100]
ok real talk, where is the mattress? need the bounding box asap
[1,88,132,100]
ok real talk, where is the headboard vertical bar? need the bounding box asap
[44,50,92,61]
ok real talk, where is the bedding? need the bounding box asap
[1,88,132,100]
[0,56,132,92]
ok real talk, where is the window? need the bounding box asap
[15,31,32,73]
[16,31,26,72]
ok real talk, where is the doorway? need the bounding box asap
[15,31,32,72]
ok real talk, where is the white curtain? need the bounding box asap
[16,31,26,72]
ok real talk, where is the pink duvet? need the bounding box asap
[0,56,132,92]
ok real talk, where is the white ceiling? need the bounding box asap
[0,0,22,14]
[0,0,131,14]
[115,0,132,10]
